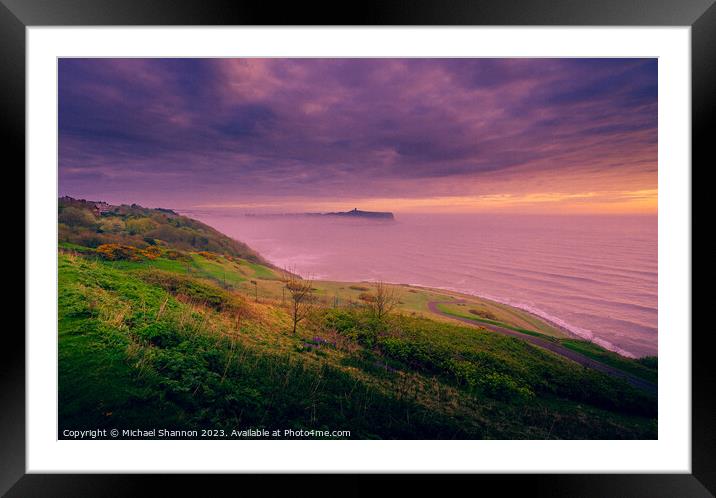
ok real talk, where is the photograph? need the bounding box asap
[57,57,658,440]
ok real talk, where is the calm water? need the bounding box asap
[183,211,657,358]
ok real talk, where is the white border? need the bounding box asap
[27,27,691,473]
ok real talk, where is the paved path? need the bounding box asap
[427,301,657,395]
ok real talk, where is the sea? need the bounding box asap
[181,210,657,358]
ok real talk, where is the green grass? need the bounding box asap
[560,340,658,383]
[436,303,657,384]
[188,253,249,288]
[58,246,658,440]
[433,297,568,338]
[105,256,189,274]
[78,251,277,291]
[59,241,92,251]
[243,260,279,280]
[57,254,480,437]
[436,304,558,341]
[319,308,655,416]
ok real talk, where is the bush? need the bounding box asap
[197,251,220,261]
[358,292,376,303]
[320,308,360,334]
[59,206,97,228]
[95,244,145,261]
[99,217,126,233]
[126,218,157,235]
[380,337,439,369]
[447,359,479,388]
[480,371,535,402]
[136,322,183,348]
[141,246,163,260]
[164,249,190,261]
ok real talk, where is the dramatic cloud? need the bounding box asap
[59,58,657,213]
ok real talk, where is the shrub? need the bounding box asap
[141,245,163,260]
[358,292,376,303]
[447,359,479,388]
[98,217,126,233]
[320,308,361,334]
[136,322,183,348]
[480,371,535,402]
[379,336,446,371]
[59,206,97,228]
[318,308,384,346]
[126,217,157,235]
[164,249,190,261]
[95,244,145,261]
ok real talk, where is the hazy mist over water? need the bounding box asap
[183,210,657,358]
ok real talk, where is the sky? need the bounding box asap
[58,58,657,214]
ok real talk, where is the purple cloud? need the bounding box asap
[58,58,657,210]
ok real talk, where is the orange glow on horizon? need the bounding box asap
[195,189,658,215]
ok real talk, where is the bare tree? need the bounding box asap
[284,270,317,335]
[360,281,400,321]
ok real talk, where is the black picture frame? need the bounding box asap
[4,0,712,495]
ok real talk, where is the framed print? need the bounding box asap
[6,0,713,495]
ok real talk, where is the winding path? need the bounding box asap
[427,300,657,395]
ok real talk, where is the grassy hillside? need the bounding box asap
[434,303,657,383]
[58,196,267,264]
[58,199,657,439]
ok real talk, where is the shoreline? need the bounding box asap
[413,283,638,358]
[315,277,644,359]
[410,283,647,359]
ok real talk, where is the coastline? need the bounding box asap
[415,283,639,358]
[293,276,641,358]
